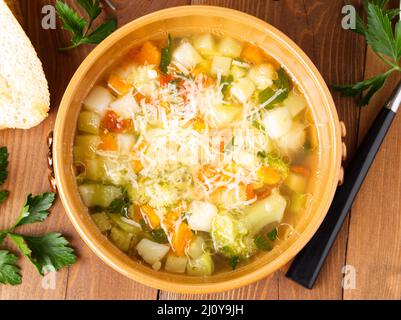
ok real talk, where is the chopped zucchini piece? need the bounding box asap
[187,252,214,276]
[108,213,141,233]
[282,91,307,117]
[210,56,232,76]
[284,172,307,193]
[78,111,101,134]
[84,158,104,181]
[290,192,308,213]
[74,135,101,160]
[187,235,206,259]
[78,183,122,208]
[231,78,255,103]
[230,65,247,79]
[244,189,287,235]
[192,34,216,56]
[217,37,242,57]
[91,212,112,233]
[165,254,188,273]
[110,226,133,252]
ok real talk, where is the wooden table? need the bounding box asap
[1,0,400,300]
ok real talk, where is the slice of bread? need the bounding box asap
[0,0,50,129]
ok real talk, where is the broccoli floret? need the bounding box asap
[211,212,256,259]
[257,151,289,179]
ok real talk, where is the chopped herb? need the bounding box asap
[229,256,240,270]
[56,0,117,51]
[221,74,234,97]
[257,150,267,159]
[334,1,401,106]
[254,235,272,251]
[0,250,21,285]
[258,67,292,108]
[160,34,172,74]
[267,228,278,241]
[252,120,266,131]
[108,193,131,217]
[151,228,168,244]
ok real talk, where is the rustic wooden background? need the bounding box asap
[0,0,400,300]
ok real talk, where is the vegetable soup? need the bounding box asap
[73,33,317,275]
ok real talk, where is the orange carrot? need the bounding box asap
[241,43,268,65]
[140,204,160,229]
[98,134,118,151]
[290,165,310,177]
[257,166,281,185]
[171,222,193,256]
[132,41,161,66]
[107,74,132,95]
[102,110,133,133]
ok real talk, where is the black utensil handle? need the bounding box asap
[286,106,397,289]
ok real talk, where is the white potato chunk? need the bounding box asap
[83,86,113,116]
[211,56,232,76]
[192,34,216,56]
[217,36,242,57]
[263,107,293,139]
[165,255,188,273]
[132,65,159,96]
[109,93,139,119]
[136,239,169,265]
[210,104,242,127]
[285,172,307,193]
[276,123,306,153]
[172,42,202,71]
[116,134,136,153]
[231,78,255,103]
[187,201,218,232]
[247,63,275,90]
[282,91,307,117]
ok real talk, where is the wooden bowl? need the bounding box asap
[53,6,342,293]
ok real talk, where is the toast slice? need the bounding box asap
[0,0,50,129]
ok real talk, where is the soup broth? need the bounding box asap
[73,34,317,275]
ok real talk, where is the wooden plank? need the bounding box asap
[343,45,401,299]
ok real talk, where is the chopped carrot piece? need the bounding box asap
[254,185,274,200]
[257,166,281,185]
[132,41,161,66]
[246,184,256,200]
[241,43,268,65]
[171,222,193,256]
[140,204,160,229]
[163,210,180,232]
[107,74,132,95]
[102,110,133,133]
[98,134,118,151]
[132,159,143,173]
[291,165,310,177]
[130,203,142,222]
[159,73,173,86]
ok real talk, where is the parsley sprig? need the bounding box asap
[334,0,401,106]
[56,0,117,51]
[0,147,76,286]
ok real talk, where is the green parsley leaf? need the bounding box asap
[13,193,56,228]
[81,19,117,44]
[0,250,21,285]
[221,75,234,97]
[160,34,172,74]
[8,233,76,276]
[252,120,266,131]
[0,147,9,185]
[107,193,130,217]
[267,228,278,241]
[333,71,392,106]
[151,228,168,244]
[76,0,101,21]
[258,68,292,108]
[229,256,240,270]
[55,0,86,38]
[254,235,272,251]
[0,191,9,204]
